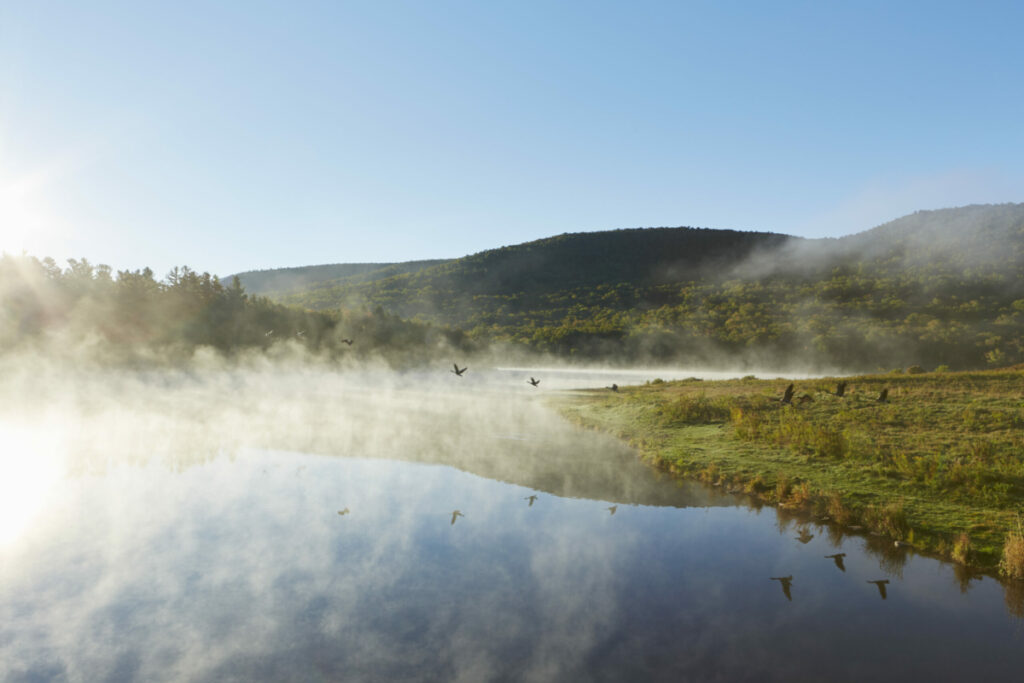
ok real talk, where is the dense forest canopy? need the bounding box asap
[0,255,473,364]
[3,204,1022,370]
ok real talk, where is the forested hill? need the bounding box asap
[233,259,452,297]
[267,204,1024,370]
[273,226,793,316]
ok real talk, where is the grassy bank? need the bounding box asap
[557,367,1024,573]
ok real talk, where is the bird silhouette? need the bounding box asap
[451,510,464,525]
[781,383,795,405]
[607,505,618,515]
[264,330,274,337]
[341,338,354,346]
[825,553,847,571]
[451,363,468,377]
[877,388,889,403]
[296,330,305,338]
[609,383,619,392]
[834,381,847,398]
[867,579,890,599]
[795,528,815,544]
[337,507,350,516]
[770,576,794,601]
[528,377,540,387]
[525,495,538,507]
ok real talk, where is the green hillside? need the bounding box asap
[270,204,1024,370]
[232,259,452,297]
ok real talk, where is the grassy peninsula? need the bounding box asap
[559,367,1024,574]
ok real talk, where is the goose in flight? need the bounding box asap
[876,388,889,403]
[770,576,794,601]
[337,508,350,516]
[834,381,847,398]
[867,579,890,599]
[781,383,795,405]
[525,495,538,507]
[607,505,618,515]
[451,510,464,525]
[451,363,468,377]
[528,377,540,387]
[825,553,847,572]
[609,383,619,392]
[341,338,354,345]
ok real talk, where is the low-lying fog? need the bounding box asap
[3,355,1023,682]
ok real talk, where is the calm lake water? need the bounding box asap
[2,366,1023,682]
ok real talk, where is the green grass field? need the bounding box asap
[557,367,1024,573]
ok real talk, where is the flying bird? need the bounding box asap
[451,363,468,377]
[867,579,890,599]
[528,377,540,387]
[770,576,794,601]
[781,383,795,405]
[265,330,274,337]
[451,510,464,525]
[525,495,538,507]
[825,553,847,572]
[296,330,305,338]
[337,508,350,516]
[341,338,354,345]
[609,383,619,392]
[607,505,618,515]
[834,381,847,398]
[877,388,889,403]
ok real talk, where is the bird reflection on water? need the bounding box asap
[525,494,538,507]
[770,576,794,601]
[868,579,890,600]
[825,553,846,572]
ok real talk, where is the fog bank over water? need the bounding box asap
[0,351,782,524]
[4,354,1024,681]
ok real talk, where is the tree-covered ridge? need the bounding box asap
[272,204,1024,370]
[0,255,472,363]
[232,259,452,297]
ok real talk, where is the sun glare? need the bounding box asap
[0,421,63,547]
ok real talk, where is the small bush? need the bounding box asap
[825,492,855,525]
[863,499,910,540]
[658,395,730,425]
[952,533,973,565]
[1000,519,1024,580]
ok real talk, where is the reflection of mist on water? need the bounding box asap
[2,361,1024,680]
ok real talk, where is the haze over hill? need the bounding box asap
[233,204,1024,371]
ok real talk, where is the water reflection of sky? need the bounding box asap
[3,448,1024,682]
[1,365,1023,681]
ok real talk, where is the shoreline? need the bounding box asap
[553,367,1024,576]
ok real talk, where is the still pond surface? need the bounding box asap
[2,367,1023,681]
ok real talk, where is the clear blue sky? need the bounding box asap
[2,1,1022,278]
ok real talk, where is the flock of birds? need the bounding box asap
[770,549,893,601]
[341,361,897,602]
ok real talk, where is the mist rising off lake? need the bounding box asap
[2,366,1023,682]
